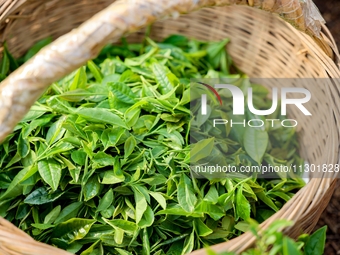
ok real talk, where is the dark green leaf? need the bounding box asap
[17,133,30,158]
[24,37,52,61]
[24,187,64,205]
[304,226,327,255]
[282,237,302,255]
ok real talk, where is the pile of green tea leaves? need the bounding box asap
[0,35,305,255]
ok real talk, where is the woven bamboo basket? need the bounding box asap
[0,0,340,254]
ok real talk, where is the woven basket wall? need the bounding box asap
[0,0,340,254]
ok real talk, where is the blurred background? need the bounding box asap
[314,0,340,48]
[313,1,340,254]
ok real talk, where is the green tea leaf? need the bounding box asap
[70,66,87,90]
[243,127,268,164]
[54,202,83,224]
[138,205,154,228]
[304,226,327,255]
[0,50,9,76]
[87,60,103,83]
[76,108,128,129]
[108,82,136,104]
[97,189,113,212]
[190,137,214,163]
[46,117,66,145]
[38,158,62,191]
[177,174,197,212]
[142,228,150,255]
[134,189,147,224]
[124,136,136,159]
[93,152,115,168]
[182,230,194,255]
[24,187,64,205]
[31,223,55,230]
[80,240,101,255]
[282,237,302,255]
[152,63,174,95]
[17,133,30,158]
[84,176,101,201]
[3,42,18,71]
[71,150,87,166]
[44,205,61,224]
[0,165,38,200]
[235,186,250,220]
[194,219,213,237]
[52,218,95,243]
[256,190,279,212]
[149,191,166,210]
[103,218,138,234]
